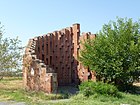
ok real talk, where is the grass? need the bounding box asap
[0,77,66,104]
[0,77,140,105]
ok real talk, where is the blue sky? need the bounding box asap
[0,0,140,46]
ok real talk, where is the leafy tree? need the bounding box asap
[79,18,140,91]
[0,23,23,79]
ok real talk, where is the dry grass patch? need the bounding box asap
[0,78,22,90]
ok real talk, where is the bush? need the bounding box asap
[79,81,120,97]
[79,18,140,90]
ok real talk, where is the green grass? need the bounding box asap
[0,77,140,105]
[47,93,140,105]
[0,77,66,105]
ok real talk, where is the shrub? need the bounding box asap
[79,18,140,90]
[79,81,120,97]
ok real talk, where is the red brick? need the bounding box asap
[23,24,96,93]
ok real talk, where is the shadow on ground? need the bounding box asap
[58,85,79,94]
[55,85,79,98]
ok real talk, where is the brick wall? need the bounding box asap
[23,23,96,93]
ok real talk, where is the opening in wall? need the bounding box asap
[31,68,34,76]
[50,41,52,52]
[38,47,40,52]
[46,44,48,55]
[50,56,52,65]
[42,45,44,53]
[42,54,44,61]
[46,58,48,65]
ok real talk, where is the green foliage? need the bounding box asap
[79,81,120,97]
[0,23,23,78]
[79,17,140,90]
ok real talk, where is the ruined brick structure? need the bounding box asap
[23,23,96,93]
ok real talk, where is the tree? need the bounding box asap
[79,18,140,90]
[0,23,23,79]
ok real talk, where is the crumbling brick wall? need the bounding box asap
[23,39,57,93]
[23,23,96,93]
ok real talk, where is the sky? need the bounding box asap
[0,0,140,46]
